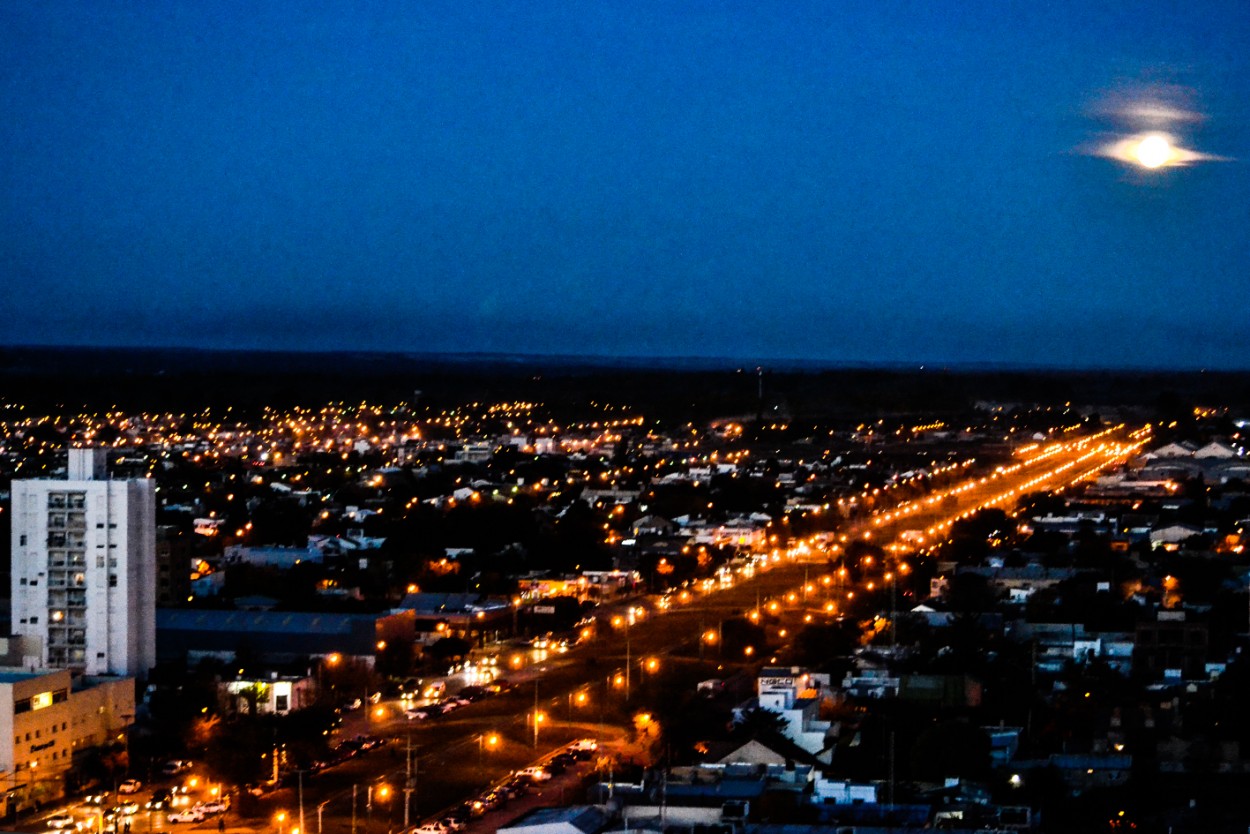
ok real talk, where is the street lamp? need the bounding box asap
[532,710,546,748]
[478,732,499,779]
[568,689,587,719]
[373,783,390,831]
[319,653,341,702]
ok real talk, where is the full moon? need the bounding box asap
[1133,134,1174,169]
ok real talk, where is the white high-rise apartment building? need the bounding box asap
[10,449,156,677]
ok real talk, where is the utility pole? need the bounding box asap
[350,785,357,834]
[888,728,896,811]
[402,737,415,830]
[624,620,631,700]
[297,771,305,834]
[316,802,328,834]
[890,574,897,655]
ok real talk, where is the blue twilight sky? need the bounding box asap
[2,2,1248,368]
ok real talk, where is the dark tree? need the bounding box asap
[909,720,991,781]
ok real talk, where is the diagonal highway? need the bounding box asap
[233,424,1150,831]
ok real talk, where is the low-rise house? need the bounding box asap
[812,777,879,806]
[754,668,833,760]
[223,543,322,568]
[1135,609,1209,679]
[959,563,1079,602]
[1150,523,1205,548]
[394,592,513,644]
[498,806,610,834]
[1015,753,1132,793]
[221,673,313,715]
[841,668,901,700]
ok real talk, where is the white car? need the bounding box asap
[46,815,77,830]
[412,824,446,834]
[168,810,205,824]
[195,799,229,814]
[118,780,142,795]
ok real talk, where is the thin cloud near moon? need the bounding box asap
[1079,81,1230,170]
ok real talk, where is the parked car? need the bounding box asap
[194,798,229,814]
[118,780,142,795]
[46,814,77,829]
[356,735,383,751]
[412,824,446,834]
[516,766,552,782]
[245,780,278,797]
[161,760,192,776]
[168,809,205,824]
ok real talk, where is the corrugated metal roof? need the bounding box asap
[156,609,382,634]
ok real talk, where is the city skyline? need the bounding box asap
[3,2,1249,369]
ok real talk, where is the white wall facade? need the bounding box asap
[0,668,135,809]
[11,450,156,678]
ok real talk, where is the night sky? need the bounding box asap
[2,2,1248,368]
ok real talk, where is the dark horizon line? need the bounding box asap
[1,342,1248,376]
